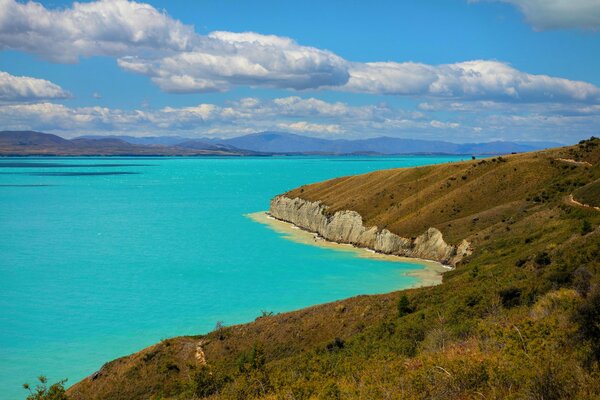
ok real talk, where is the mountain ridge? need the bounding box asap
[2,130,564,156]
[0,131,254,156]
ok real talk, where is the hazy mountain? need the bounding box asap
[0,130,72,148]
[0,131,250,156]
[3,130,564,156]
[212,132,559,154]
[77,135,194,146]
[175,139,248,153]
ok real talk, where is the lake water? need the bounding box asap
[0,155,465,398]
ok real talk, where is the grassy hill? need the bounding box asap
[64,138,600,400]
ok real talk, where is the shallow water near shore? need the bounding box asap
[247,212,449,287]
[0,155,465,398]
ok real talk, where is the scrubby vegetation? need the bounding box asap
[23,376,67,400]
[67,139,600,399]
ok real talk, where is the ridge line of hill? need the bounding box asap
[1,130,566,156]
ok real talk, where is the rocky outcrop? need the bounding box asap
[269,195,471,266]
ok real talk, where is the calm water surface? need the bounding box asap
[0,155,465,398]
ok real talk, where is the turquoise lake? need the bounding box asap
[0,155,466,399]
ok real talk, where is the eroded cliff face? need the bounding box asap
[269,195,471,266]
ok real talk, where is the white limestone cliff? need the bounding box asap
[269,195,471,266]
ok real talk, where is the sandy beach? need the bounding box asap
[246,211,450,288]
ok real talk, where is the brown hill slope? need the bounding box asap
[66,139,600,400]
[285,138,599,245]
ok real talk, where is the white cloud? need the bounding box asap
[277,121,344,134]
[1,0,598,102]
[1,95,597,143]
[117,31,348,92]
[0,97,429,137]
[0,0,347,91]
[0,71,70,103]
[430,120,461,129]
[482,0,600,30]
[0,0,195,63]
[345,60,600,102]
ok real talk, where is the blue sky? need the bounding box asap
[1,0,599,143]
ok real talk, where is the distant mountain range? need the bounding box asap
[0,131,257,156]
[1,130,564,156]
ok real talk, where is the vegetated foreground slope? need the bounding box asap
[67,139,600,400]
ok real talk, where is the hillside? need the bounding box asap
[65,138,600,400]
[0,131,251,156]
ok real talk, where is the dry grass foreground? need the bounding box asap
[67,138,600,400]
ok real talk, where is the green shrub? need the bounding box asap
[23,376,67,400]
[398,295,413,317]
[581,220,592,235]
[534,252,552,267]
[237,344,266,373]
[194,366,223,398]
[326,337,345,352]
[499,287,522,308]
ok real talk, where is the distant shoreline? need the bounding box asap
[247,211,450,288]
[1,153,499,157]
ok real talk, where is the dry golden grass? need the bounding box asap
[287,143,599,243]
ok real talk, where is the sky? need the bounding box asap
[0,0,599,143]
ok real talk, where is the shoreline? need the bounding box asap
[246,211,450,288]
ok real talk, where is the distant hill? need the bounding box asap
[0,130,72,148]
[214,132,560,154]
[78,131,563,155]
[78,134,194,146]
[175,139,248,153]
[0,131,252,156]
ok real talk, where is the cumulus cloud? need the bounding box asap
[345,60,600,102]
[1,0,598,102]
[117,31,348,92]
[0,71,70,103]
[0,0,347,91]
[0,0,195,63]
[480,0,600,30]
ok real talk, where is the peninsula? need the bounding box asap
[67,138,600,400]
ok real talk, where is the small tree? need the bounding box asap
[23,376,68,400]
[581,220,592,235]
[214,320,226,340]
[237,344,266,373]
[397,295,413,317]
